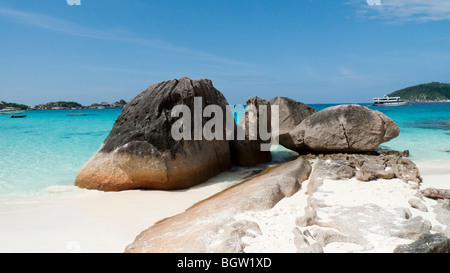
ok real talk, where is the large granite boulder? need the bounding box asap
[125,157,312,253]
[229,96,272,166]
[282,104,400,153]
[75,77,232,191]
[269,96,317,136]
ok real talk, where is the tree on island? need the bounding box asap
[36,101,83,109]
[388,82,450,102]
[0,101,30,110]
[32,100,127,110]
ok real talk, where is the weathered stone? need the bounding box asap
[75,77,232,191]
[311,228,362,247]
[434,200,450,237]
[421,188,450,199]
[408,198,428,212]
[283,105,400,153]
[394,233,450,253]
[356,159,395,181]
[299,157,431,252]
[125,157,312,253]
[318,204,430,241]
[402,150,410,157]
[269,96,316,140]
[229,96,272,166]
[295,206,318,227]
[314,153,422,184]
[391,158,422,184]
[292,227,324,253]
[336,165,356,179]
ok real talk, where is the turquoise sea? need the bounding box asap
[0,103,449,200]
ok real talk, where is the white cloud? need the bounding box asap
[0,7,256,69]
[0,7,106,38]
[350,0,450,22]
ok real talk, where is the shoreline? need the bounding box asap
[0,163,269,253]
[0,156,448,253]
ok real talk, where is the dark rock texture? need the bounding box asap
[308,153,422,184]
[394,233,450,253]
[75,77,233,191]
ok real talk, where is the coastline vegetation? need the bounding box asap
[0,100,127,110]
[0,101,30,110]
[39,101,83,109]
[3,82,450,110]
[388,82,450,102]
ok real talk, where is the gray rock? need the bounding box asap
[355,158,395,181]
[318,204,430,241]
[391,158,422,184]
[312,228,362,247]
[408,198,428,212]
[421,188,450,199]
[75,77,232,191]
[316,153,422,184]
[336,165,356,179]
[295,206,318,227]
[229,96,272,166]
[269,96,316,139]
[284,105,400,153]
[434,200,450,236]
[305,157,356,181]
[292,227,324,253]
[301,157,431,251]
[394,233,450,253]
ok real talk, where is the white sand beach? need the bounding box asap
[0,160,448,253]
[0,166,261,253]
[416,161,450,190]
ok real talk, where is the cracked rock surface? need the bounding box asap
[281,104,400,153]
[313,153,422,184]
[235,155,448,253]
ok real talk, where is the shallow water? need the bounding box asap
[0,109,120,199]
[369,103,450,162]
[0,103,448,200]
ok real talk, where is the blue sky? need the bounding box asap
[1,0,450,106]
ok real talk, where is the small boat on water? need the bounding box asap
[0,108,25,115]
[372,95,407,106]
[10,114,27,118]
[66,113,87,116]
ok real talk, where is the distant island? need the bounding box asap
[0,101,30,110]
[3,82,450,110]
[388,82,450,102]
[0,100,127,110]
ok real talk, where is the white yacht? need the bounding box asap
[0,107,25,115]
[372,95,407,106]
